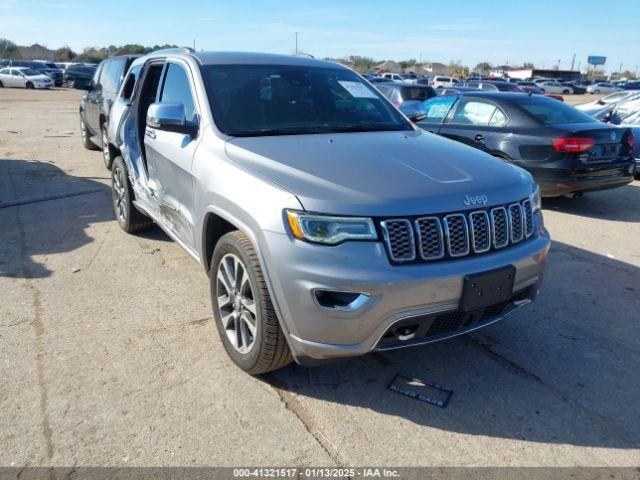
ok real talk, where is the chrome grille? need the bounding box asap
[381,219,415,262]
[522,199,533,238]
[490,207,509,249]
[380,197,535,264]
[443,214,469,257]
[415,217,444,260]
[469,211,491,253]
[508,203,524,243]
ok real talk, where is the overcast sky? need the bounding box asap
[2,0,638,73]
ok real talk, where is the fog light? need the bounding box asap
[313,289,370,312]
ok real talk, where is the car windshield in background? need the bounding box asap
[401,87,434,101]
[516,97,598,125]
[21,68,41,76]
[200,64,412,136]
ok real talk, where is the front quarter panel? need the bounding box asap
[192,129,304,263]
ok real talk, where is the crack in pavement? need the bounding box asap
[0,188,106,209]
[463,334,638,445]
[12,195,55,468]
[263,375,347,469]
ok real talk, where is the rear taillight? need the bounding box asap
[553,137,596,153]
[627,132,635,148]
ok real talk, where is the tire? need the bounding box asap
[79,113,99,150]
[111,156,153,234]
[540,89,546,93]
[0,80,4,87]
[562,89,570,94]
[101,123,116,170]
[210,231,292,374]
[26,82,34,89]
[594,90,600,94]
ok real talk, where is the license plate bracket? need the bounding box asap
[461,266,515,312]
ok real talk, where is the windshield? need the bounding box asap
[516,97,598,125]
[201,64,412,136]
[21,68,41,76]
[401,86,435,101]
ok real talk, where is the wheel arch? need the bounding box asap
[200,206,295,346]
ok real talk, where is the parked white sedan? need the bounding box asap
[586,82,619,94]
[535,80,573,94]
[0,67,53,89]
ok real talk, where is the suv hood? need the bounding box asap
[225,130,532,216]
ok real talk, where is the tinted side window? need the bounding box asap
[101,58,127,94]
[449,99,497,126]
[160,63,197,124]
[92,64,102,86]
[421,95,457,123]
[121,65,142,100]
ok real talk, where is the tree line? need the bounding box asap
[0,38,179,62]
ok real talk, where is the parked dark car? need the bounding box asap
[416,92,635,196]
[375,82,437,105]
[562,82,586,94]
[368,76,393,84]
[32,61,63,86]
[465,80,525,93]
[64,64,98,87]
[619,81,640,90]
[77,55,139,168]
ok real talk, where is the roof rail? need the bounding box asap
[148,47,195,56]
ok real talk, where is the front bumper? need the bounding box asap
[260,224,550,363]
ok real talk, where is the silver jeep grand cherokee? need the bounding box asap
[107,49,550,374]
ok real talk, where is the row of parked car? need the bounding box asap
[366,71,639,96]
[0,59,98,88]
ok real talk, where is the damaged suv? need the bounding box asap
[108,49,550,374]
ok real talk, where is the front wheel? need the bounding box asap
[594,90,600,94]
[562,89,570,94]
[111,157,153,233]
[210,231,292,374]
[25,82,34,89]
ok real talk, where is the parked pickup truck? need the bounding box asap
[105,49,550,374]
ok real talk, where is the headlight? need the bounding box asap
[285,210,377,245]
[530,185,541,212]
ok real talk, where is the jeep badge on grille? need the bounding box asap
[463,194,488,206]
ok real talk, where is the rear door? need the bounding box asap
[144,60,200,249]
[438,97,508,153]
[85,63,104,133]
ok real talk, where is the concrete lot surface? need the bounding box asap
[0,88,638,467]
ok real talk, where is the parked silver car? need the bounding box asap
[107,49,550,374]
[0,67,53,89]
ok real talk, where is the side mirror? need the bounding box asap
[147,102,197,136]
[409,112,427,122]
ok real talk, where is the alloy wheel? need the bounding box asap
[102,128,110,166]
[112,165,127,224]
[216,253,257,354]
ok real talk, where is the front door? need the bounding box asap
[438,97,508,154]
[143,61,200,250]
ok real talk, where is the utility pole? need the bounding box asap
[570,53,576,71]
[193,39,196,51]
[635,65,638,79]
[295,32,298,54]
[619,62,623,78]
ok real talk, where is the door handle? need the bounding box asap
[145,129,156,139]
[474,134,485,142]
